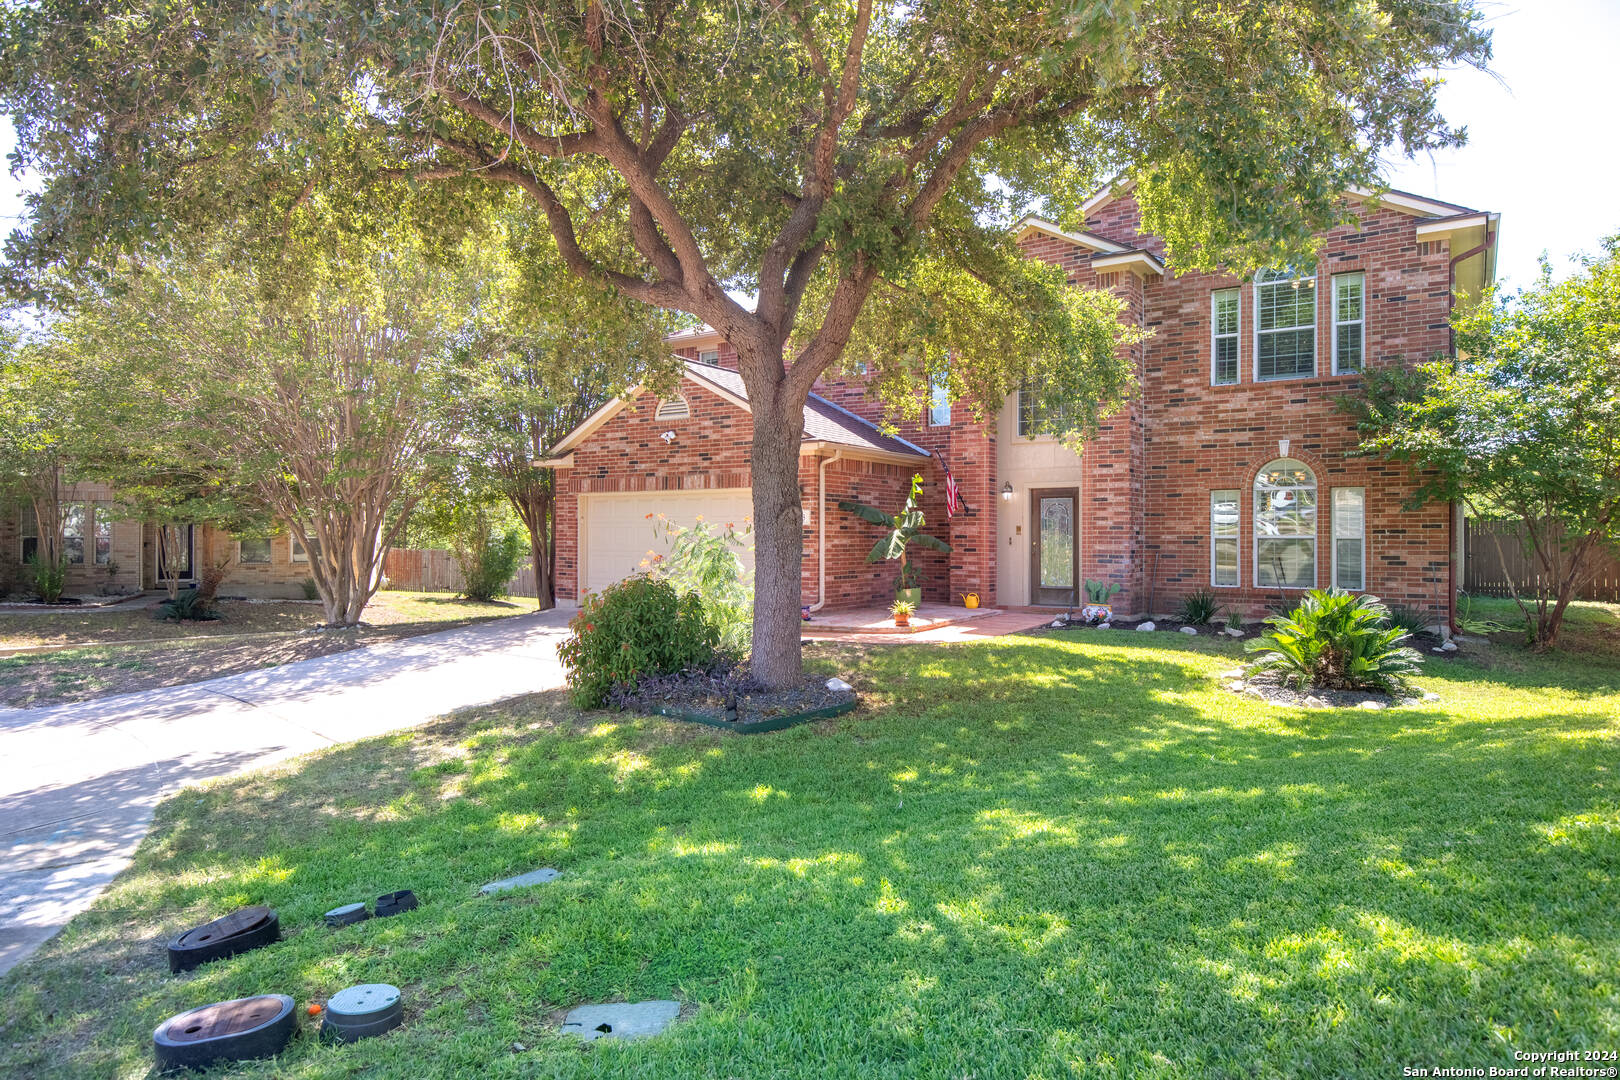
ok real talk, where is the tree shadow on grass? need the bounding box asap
[1,632,1616,1079]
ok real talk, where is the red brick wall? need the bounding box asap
[558,192,1465,626]
[1107,192,1457,622]
[554,382,755,603]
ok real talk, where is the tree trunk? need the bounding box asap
[748,394,806,689]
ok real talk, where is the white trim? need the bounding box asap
[1345,185,1470,219]
[290,534,310,563]
[927,375,951,427]
[1414,212,1491,239]
[1210,288,1240,386]
[1011,216,1128,254]
[654,395,690,420]
[533,453,574,469]
[1081,175,1135,216]
[1210,489,1240,588]
[1332,272,1366,376]
[696,349,721,366]
[1253,267,1319,382]
[800,441,927,466]
[1089,250,1164,278]
[1332,487,1367,592]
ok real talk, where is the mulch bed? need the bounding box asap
[611,661,856,726]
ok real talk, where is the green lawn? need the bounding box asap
[1,604,1616,1078]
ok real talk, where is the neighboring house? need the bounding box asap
[0,482,316,600]
[551,183,1501,625]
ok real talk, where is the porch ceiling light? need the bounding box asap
[1001,482,1014,501]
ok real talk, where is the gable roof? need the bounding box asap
[1080,174,1483,221]
[539,358,930,466]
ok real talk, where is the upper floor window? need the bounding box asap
[1017,380,1070,437]
[1255,266,1317,381]
[1333,272,1366,375]
[1211,288,1240,385]
[697,349,720,366]
[1255,458,1317,589]
[655,395,691,420]
[928,375,951,427]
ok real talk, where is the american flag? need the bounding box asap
[937,452,966,518]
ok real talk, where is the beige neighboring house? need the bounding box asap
[0,481,314,600]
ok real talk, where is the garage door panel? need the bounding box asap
[582,489,755,594]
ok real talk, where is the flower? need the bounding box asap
[644,512,654,519]
[585,623,595,632]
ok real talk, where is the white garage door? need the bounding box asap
[581,489,756,594]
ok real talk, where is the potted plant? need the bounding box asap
[1081,579,1121,623]
[890,598,917,628]
[839,473,952,608]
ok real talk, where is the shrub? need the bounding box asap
[25,554,66,603]
[1244,589,1422,695]
[299,577,320,600]
[648,516,753,653]
[1385,604,1432,637]
[1178,588,1221,625]
[558,575,718,709]
[458,526,527,602]
[157,588,220,622]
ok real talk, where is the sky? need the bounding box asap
[1,2,1616,295]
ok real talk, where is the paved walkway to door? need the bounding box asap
[804,607,1056,645]
[0,609,574,977]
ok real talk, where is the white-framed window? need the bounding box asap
[1332,272,1366,375]
[928,374,951,427]
[1332,487,1366,591]
[92,505,113,566]
[61,503,87,565]
[1254,458,1317,589]
[654,395,690,420]
[1211,489,1240,587]
[1211,288,1240,385]
[697,349,720,366]
[1254,266,1317,381]
[238,536,272,565]
[1017,380,1070,438]
[291,534,311,563]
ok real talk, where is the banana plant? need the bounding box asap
[837,473,952,593]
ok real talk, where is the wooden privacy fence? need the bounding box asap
[1465,519,1620,602]
[382,547,538,599]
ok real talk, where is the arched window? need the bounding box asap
[1255,458,1317,589]
[655,395,690,420]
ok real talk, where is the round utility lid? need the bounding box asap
[324,902,368,926]
[326,983,401,1025]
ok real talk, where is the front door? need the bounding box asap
[157,525,195,584]
[1030,488,1078,607]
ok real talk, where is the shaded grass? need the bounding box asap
[0,619,1616,1078]
[0,591,530,706]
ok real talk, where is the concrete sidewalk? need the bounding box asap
[0,609,574,977]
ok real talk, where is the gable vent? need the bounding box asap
[655,396,690,420]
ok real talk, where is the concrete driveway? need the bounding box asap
[0,608,574,977]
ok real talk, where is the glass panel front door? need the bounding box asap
[1030,489,1078,606]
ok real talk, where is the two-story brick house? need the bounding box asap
[543,184,1497,628]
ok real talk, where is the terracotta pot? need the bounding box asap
[893,614,911,628]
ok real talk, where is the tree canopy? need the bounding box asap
[1,0,1493,684]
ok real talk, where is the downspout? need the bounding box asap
[808,450,844,613]
[1445,224,1496,635]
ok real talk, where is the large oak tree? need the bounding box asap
[1,0,1490,685]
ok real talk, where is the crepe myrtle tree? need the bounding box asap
[1351,238,1620,650]
[48,225,468,627]
[0,0,1491,685]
